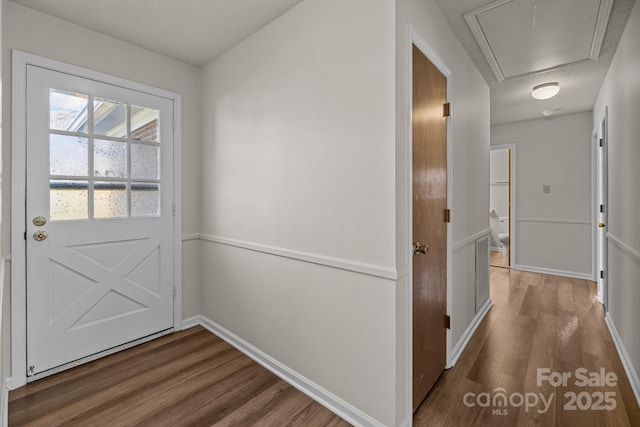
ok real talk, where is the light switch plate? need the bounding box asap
[543,184,551,194]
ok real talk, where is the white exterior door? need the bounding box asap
[25,65,175,378]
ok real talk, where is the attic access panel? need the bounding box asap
[464,0,613,80]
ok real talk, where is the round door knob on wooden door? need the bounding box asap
[33,231,48,241]
[413,242,429,255]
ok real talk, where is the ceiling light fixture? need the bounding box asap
[532,82,560,100]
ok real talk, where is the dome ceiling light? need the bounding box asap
[531,82,560,100]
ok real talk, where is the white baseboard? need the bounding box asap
[181,315,201,330]
[1,377,9,427]
[513,264,593,280]
[185,315,384,427]
[604,315,640,408]
[449,298,493,367]
[398,414,411,427]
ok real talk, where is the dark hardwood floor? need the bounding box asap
[414,267,640,426]
[11,267,640,426]
[9,327,351,426]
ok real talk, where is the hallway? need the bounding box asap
[414,267,640,426]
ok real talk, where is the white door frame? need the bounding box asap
[591,125,598,283]
[490,143,517,267]
[11,50,183,388]
[593,107,608,307]
[406,26,453,417]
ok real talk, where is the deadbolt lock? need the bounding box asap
[33,231,48,241]
[33,216,47,227]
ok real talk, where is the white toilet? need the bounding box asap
[489,210,509,257]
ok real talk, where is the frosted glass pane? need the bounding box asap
[131,106,160,143]
[131,183,160,216]
[50,134,88,177]
[50,89,89,133]
[94,140,127,178]
[94,98,127,138]
[50,180,88,220]
[131,144,159,179]
[94,182,127,218]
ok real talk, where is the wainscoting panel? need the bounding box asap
[475,235,490,313]
[516,220,591,276]
[449,230,492,367]
[606,234,640,407]
[199,239,397,426]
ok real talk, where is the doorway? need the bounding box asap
[489,144,515,268]
[12,51,182,385]
[411,43,449,411]
[595,108,608,308]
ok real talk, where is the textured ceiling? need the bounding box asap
[9,0,304,67]
[436,0,636,125]
[10,0,637,125]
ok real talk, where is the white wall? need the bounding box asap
[1,1,492,424]
[492,113,593,277]
[2,1,202,379]
[0,0,5,402]
[395,2,490,421]
[593,0,640,404]
[200,0,398,425]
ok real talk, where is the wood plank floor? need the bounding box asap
[490,250,509,268]
[414,267,640,426]
[12,268,640,426]
[9,327,351,426]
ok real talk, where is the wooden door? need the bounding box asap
[412,44,448,411]
[26,65,175,378]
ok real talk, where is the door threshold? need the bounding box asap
[26,328,173,383]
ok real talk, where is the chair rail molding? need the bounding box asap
[199,234,398,281]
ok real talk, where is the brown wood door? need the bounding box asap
[412,44,448,411]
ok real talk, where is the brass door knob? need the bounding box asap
[598,222,606,228]
[413,242,429,255]
[33,231,48,241]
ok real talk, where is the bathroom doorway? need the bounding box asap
[489,144,515,268]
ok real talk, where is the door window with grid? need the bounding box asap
[49,89,162,220]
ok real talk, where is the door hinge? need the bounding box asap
[172,202,176,216]
[599,138,603,147]
[444,209,451,223]
[600,270,605,279]
[172,116,176,133]
[600,204,605,213]
[24,231,27,241]
[173,287,177,299]
[444,315,451,329]
[443,102,451,117]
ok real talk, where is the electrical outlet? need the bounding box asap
[543,184,551,194]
